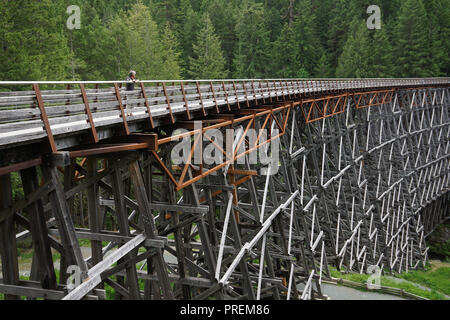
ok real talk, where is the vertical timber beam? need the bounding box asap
[111,166,141,300]
[21,167,57,292]
[42,164,88,278]
[0,174,20,300]
[128,160,174,299]
[87,158,103,267]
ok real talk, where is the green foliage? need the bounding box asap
[108,2,182,80]
[397,267,450,295]
[429,239,450,259]
[271,0,322,78]
[336,20,371,78]
[336,17,394,78]
[330,265,450,300]
[0,0,448,81]
[177,0,201,76]
[423,0,450,76]
[159,23,183,79]
[11,172,24,200]
[188,14,228,79]
[394,0,435,77]
[204,0,238,73]
[0,0,72,81]
[233,1,271,78]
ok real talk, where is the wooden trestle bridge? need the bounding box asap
[0,78,448,300]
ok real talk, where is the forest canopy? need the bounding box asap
[0,0,448,81]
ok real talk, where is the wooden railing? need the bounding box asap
[0,78,448,151]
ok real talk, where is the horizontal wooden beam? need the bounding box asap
[47,228,167,248]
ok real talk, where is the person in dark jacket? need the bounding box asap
[126,70,137,91]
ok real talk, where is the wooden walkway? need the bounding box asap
[1,78,448,154]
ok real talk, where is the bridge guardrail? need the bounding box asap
[0,78,448,153]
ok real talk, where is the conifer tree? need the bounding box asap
[233,1,271,78]
[158,23,183,79]
[423,0,450,76]
[314,52,333,78]
[106,1,182,80]
[188,14,228,79]
[271,0,321,78]
[203,0,239,73]
[0,0,72,81]
[0,0,447,82]
[336,20,371,78]
[66,0,111,80]
[327,0,353,70]
[394,0,433,77]
[178,0,201,76]
[367,27,394,78]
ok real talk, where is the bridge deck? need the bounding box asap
[0,79,448,149]
[0,78,449,167]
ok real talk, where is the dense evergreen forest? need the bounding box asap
[0,0,449,81]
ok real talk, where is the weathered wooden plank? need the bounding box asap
[98,199,209,214]
[62,233,146,300]
[0,283,64,300]
[47,229,166,248]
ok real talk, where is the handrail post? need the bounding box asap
[113,83,130,135]
[180,82,191,120]
[162,82,175,124]
[196,81,207,116]
[33,83,57,152]
[80,83,99,143]
[140,82,155,128]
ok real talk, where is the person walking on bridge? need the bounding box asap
[124,70,137,116]
[126,70,137,91]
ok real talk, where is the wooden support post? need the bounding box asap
[266,80,273,103]
[170,183,191,299]
[229,198,256,300]
[42,165,88,278]
[291,80,297,99]
[21,167,57,292]
[297,80,302,97]
[251,81,258,104]
[128,160,174,299]
[259,81,266,104]
[111,167,141,300]
[0,174,20,300]
[186,170,219,298]
[87,158,103,268]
